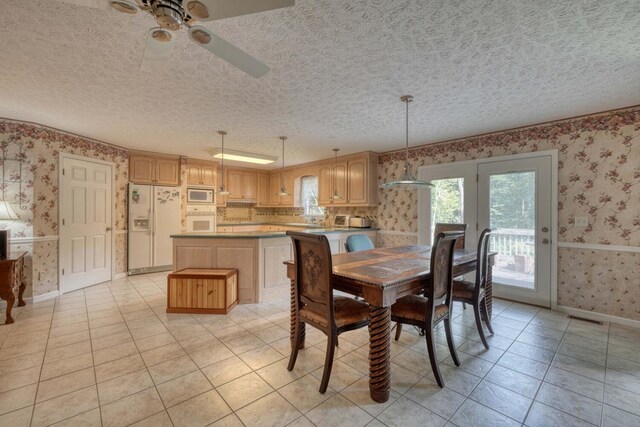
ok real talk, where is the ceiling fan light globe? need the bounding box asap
[151,29,172,42]
[185,0,209,19]
[191,29,212,45]
[110,0,137,14]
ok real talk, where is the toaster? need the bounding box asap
[348,216,371,228]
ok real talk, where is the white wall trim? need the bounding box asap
[9,235,59,244]
[557,305,640,329]
[558,241,640,254]
[377,230,418,236]
[114,272,127,279]
[24,290,60,304]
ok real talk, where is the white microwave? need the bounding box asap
[187,188,215,203]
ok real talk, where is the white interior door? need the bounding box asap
[478,156,552,307]
[60,156,113,293]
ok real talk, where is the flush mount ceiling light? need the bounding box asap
[217,130,230,196]
[210,149,276,165]
[381,95,433,189]
[332,148,343,200]
[275,136,290,197]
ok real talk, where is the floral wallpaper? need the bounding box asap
[378,107,640,320]
[0,119,129,297]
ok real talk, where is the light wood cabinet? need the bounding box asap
[129,151,180,186]
[317,152,378,206]
[186,159,216,187]
[258,173,270,206]
[223,169,258,201]
[269,170,295,206]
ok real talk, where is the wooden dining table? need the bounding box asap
[285,244,496,403]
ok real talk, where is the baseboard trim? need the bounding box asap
[23,290,61,304]
[114,273,127,279]
[557,305,640,329]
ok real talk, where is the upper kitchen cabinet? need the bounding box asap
[224,168,258,201]
[270,169,295,206]
[317,152,378,206]
[129,151,180,186]
[257,173,270,206]
[186,159,217,187]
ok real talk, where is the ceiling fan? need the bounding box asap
[57,0,295,78]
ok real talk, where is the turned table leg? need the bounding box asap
[2,292,15,324]
[289,278,305,351]
[18,280,26,307]
[369,305,391,403]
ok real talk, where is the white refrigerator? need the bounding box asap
[128,184,181,275]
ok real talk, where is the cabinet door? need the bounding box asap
[347,158,367,204]
[186,164,202,185]
[269,173,281,205]
[155,158,180,186]
[226,170,243,199]
[318,162,333,206]
[279,171,295,206]
[258,173,270,206]
[201,164,216,187]
[129,156,155,184]
[243,172,258,199]
[332,161,348,205]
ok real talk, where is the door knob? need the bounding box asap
[541,227,549,232]
[106,227,112,232]
[542,238,550,244]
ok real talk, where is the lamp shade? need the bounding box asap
[0,201,17,221]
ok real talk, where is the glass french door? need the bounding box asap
[419,154,554,307]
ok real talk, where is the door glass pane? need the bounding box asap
[430,178,464,240]
[489,171,535,289]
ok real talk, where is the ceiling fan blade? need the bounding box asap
[188,26,270,78]
[140,28,176,73]
[56,0,111,10]
[184,0,294,21]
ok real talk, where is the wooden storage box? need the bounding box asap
[167,268,238,314]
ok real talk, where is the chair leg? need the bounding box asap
[287,321,303,371]
[473,302,490,350]
[336,336,339,347]
[425,326,444,388]
[319,332,336,394]
[444,318,460,366]
[480,297,494,335]
[462,302,467,310]
[394,323,402,341]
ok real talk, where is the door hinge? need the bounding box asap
[62,219,65,226]
[62,168,65,175]
[476,174,479,182]
[476,223,479,231]
[62,268,65,275]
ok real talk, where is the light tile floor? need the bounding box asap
[0,272,639,426]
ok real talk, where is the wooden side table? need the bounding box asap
[0,252,27,324]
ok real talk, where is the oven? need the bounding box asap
[187,188,215,204]
[186,205,216,232]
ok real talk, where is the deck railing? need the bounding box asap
[490,228,535,257]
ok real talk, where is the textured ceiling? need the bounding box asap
[1,0,639,168]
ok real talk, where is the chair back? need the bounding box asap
[434,223,467,250]
[474,229,492,296]
[344,234,374,252]
[287,231,334,321]
[427,231,464,307]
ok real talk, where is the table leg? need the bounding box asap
[18,280,26,307]
[289,278,305,350]
[1,292,15,324]
[369,305,391,403]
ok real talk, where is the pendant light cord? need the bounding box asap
[218,130,227,191]
[280,136,287,190]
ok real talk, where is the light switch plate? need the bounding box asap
[574,216,588,227]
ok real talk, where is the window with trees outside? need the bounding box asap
[430,177,465,239]
[300,176,324,216]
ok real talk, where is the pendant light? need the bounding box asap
[331,148,343,200]
[217,130,230,196]
[380,95,433,188]
[275,136,290,196]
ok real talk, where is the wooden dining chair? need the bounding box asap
[433,223,467,250]
[287,231,370,393]
[392,231,463,387]
[453,228,494,349]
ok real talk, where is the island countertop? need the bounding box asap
[171,227,378,239]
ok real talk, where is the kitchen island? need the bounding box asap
[171,227,377,303]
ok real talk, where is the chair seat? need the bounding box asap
[452,280,483,302]
[391,294,449,324]
[300,296,369,329]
